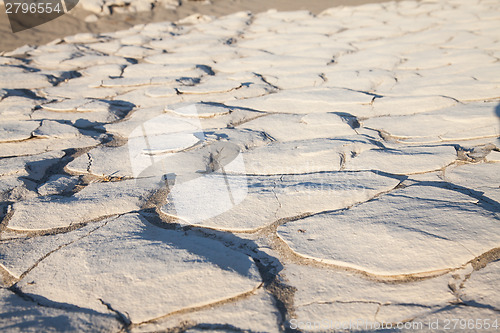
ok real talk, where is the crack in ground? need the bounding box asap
[138,193,293,332]
[5,284,119,324]
[2,210,134,238]
[131,284,265,329]
[99,298,132,329]
[254,259,297,333]
[2,215,122,287]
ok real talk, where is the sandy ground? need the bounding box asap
[0,0,396,52]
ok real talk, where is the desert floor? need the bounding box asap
[1,0,392,52]
[0,0,499,332]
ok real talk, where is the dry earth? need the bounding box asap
[0,0,499,332]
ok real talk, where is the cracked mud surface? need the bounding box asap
[1,0,500,331]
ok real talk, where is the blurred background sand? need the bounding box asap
[0,0,395,52]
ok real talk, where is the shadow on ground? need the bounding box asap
[496,102,500,143]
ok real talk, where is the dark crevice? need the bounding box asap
[6,285,119,322]
[99,298,132,329]
[331,111,360,129]
[254,259,298,333]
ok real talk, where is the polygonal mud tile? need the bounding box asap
[61,54,130,69]
[38,174,80,196]
[103,106,165,137]
[334,50,402,72]
[487,149,500,162]
[31,51,79,70]
[16,213,262,323]
[277,182,500,275]
[241,113,355,142]
[144,53,214,65]
[108,88,177,109]
[166,102,233,118]
[0,96,39,121]
[0,136,100,158]
[0,72,52,89]
[362,102,500,143]
[120,34,152,46]
[66,145,161,177]
[87,41,123,55]
[371,95,457,116]
[105,103,254,138]
[68,124,268,180]
[41,78,118,100]
[178,13,215,24]
[114,45,157,58]
[458,65,500,83]
[261,72,326,90]
[407,81,500,102]
[68,111,203,176]
[162,170,399,231]
[145,87,178,98]
[440,31,495,50]
[0,175,27,195]
[76,100,115,113]
[34,100,132,125]
[212,55,323,74]
[81,64,124,78]
[32,120,81,139]
[227,88,373,114]
[323,69,394,96]
[462,259,500,310]
[187,82,272,104]
[445,162,500,204]
[98,77,153,88]
[0,220,107,278]
[7,178,162,231]
[0,150,64,180]
[283,263,455,331]
[0,288,120,333]
[42,99,91,112]
[63,32,101,44]
[344,144,457,175]
[130,289,280,333]
[397,49,496,72]
[177,80,242,95]
[0,121,39,143]
[241,138,374,175]
[122,63,198,78]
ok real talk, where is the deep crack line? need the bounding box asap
[274,233,500,284]
[131,284,264,328]
[138,208,293,332]
[99,298,132,328]
[4,215,123,287]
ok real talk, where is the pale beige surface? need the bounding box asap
[0,0,499,331]
[0,0,398,52]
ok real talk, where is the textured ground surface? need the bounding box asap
[0,0,181,15]
[78,0,181,15]
[0,0,499,331]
